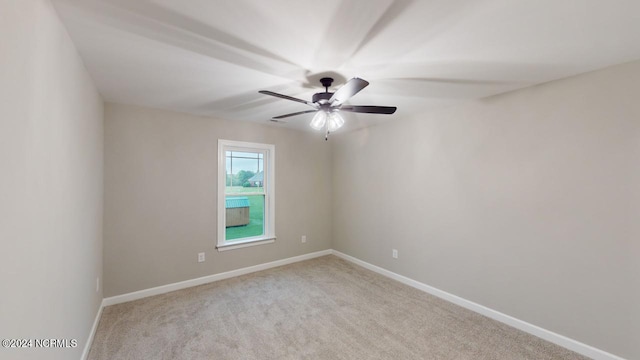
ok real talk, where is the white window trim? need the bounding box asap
[217,139,275,251]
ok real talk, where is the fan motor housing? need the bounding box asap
[312,92,333,104]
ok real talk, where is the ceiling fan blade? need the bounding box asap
[340,105,397,114]
[329,77,369,105]
[271,110,318,119]
[259,90,315,107]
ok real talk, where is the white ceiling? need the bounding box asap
[52,0,640,132]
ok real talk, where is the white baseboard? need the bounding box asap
[102,249,332,307]
[81,300,104,360]
[331,250,625,360]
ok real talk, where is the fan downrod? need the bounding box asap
[313,77,335,104]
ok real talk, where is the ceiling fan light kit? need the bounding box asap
[309,110,345,131]
[259,77,397,139]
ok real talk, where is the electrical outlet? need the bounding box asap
[96,277,100,293]
[392,249,398,259]
[301,235,307,243]
[198,252,205,263]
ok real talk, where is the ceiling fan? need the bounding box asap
[259,77,397,139]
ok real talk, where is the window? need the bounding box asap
[217,140,275,251]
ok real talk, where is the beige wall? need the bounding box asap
[332,61,640,359]
[0,1,104,359]
[104,103,332,297]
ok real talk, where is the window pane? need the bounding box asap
[225,195,264,241]
[226,150,264,193]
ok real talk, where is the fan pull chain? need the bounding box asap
[325,120,330,141]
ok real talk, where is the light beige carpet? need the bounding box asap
[88,255,588,360]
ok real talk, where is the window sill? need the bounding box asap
[216,236,276,252]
